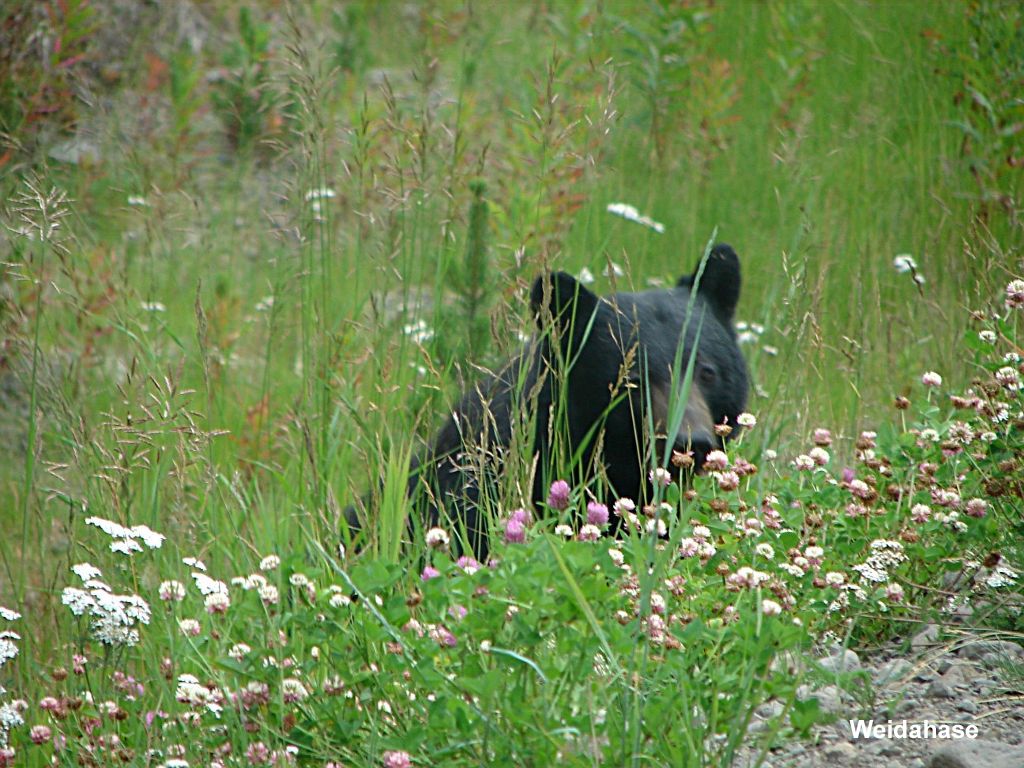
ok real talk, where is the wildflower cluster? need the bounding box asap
[1,280,1020,767]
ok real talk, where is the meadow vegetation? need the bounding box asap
[0,1,1022,766]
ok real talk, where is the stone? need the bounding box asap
[926,680,956,699]
[940,661,978,687]
[912,623,941,651]
[823,741,857,760]
[957,639,1023,661]
[820,649,861,674]
[817,685,844,714]
[927,739,1024,768]
[875,658,913,684]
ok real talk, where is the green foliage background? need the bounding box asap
[0,0,1021,686]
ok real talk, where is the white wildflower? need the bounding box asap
[606,202,665,234]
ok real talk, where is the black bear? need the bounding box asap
[348,243,749,558]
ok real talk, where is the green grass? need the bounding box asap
[0,1,1021,764]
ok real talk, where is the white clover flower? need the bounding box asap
[921,371,943,388]
[679,538,700,558]
[737,412,757,428]
[159,581,187,602]
[258,584,280,605]
[755,543,775,560]
[204,593,230,614]
[425,528,450,549]
[328,592,351,608]
[761,599,783,616]
[692,525,712,540]
[979,330,997,344]
[884,583,905,602]
[182,557,206,571]
[175,675,224,715]
[259,555,280,571]
[792,454,815,471]
[227,643,251,660]
[808,447,830,466]
[0,608,19,622]
[282,678,309,702]
[1005,278,1024,310]
[825,571,846,586]
[238,574,268,591]
[554,524,574,537]
[178,619,201,637]
[698,542,717,559]
[778,562,805,578]
[995,366,1021,391]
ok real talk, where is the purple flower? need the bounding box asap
[586,501,609,527]
[429,625,457,648]
[841,467,855,484]
[547,480,571,510]
[382,751,412,768]
[965,498,988,518]
[504,518,526,544]
[420,566,441,581]
[508,507,532,525]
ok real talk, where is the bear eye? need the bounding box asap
[698,363,717,384]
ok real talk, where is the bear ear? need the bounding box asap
[678,243,741,323]
[530,271,599,335]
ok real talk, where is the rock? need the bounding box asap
[982,652,1015,669]
[927,679,956,699]
[957,639,1023,661]
[816,685,844,714]
[866,739,901,757]
[927,739,1024,768]
[820,649,861,674]
[940,661,978,687]
[957,700,979,714]
[756,700,785,719]
[895,697,919,715]
[912,623,942,651]
[823,741,857,760]
[875,658,913,684]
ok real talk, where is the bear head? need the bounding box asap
[529,243,749,499]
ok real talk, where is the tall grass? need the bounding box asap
[0,2,1020,762]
